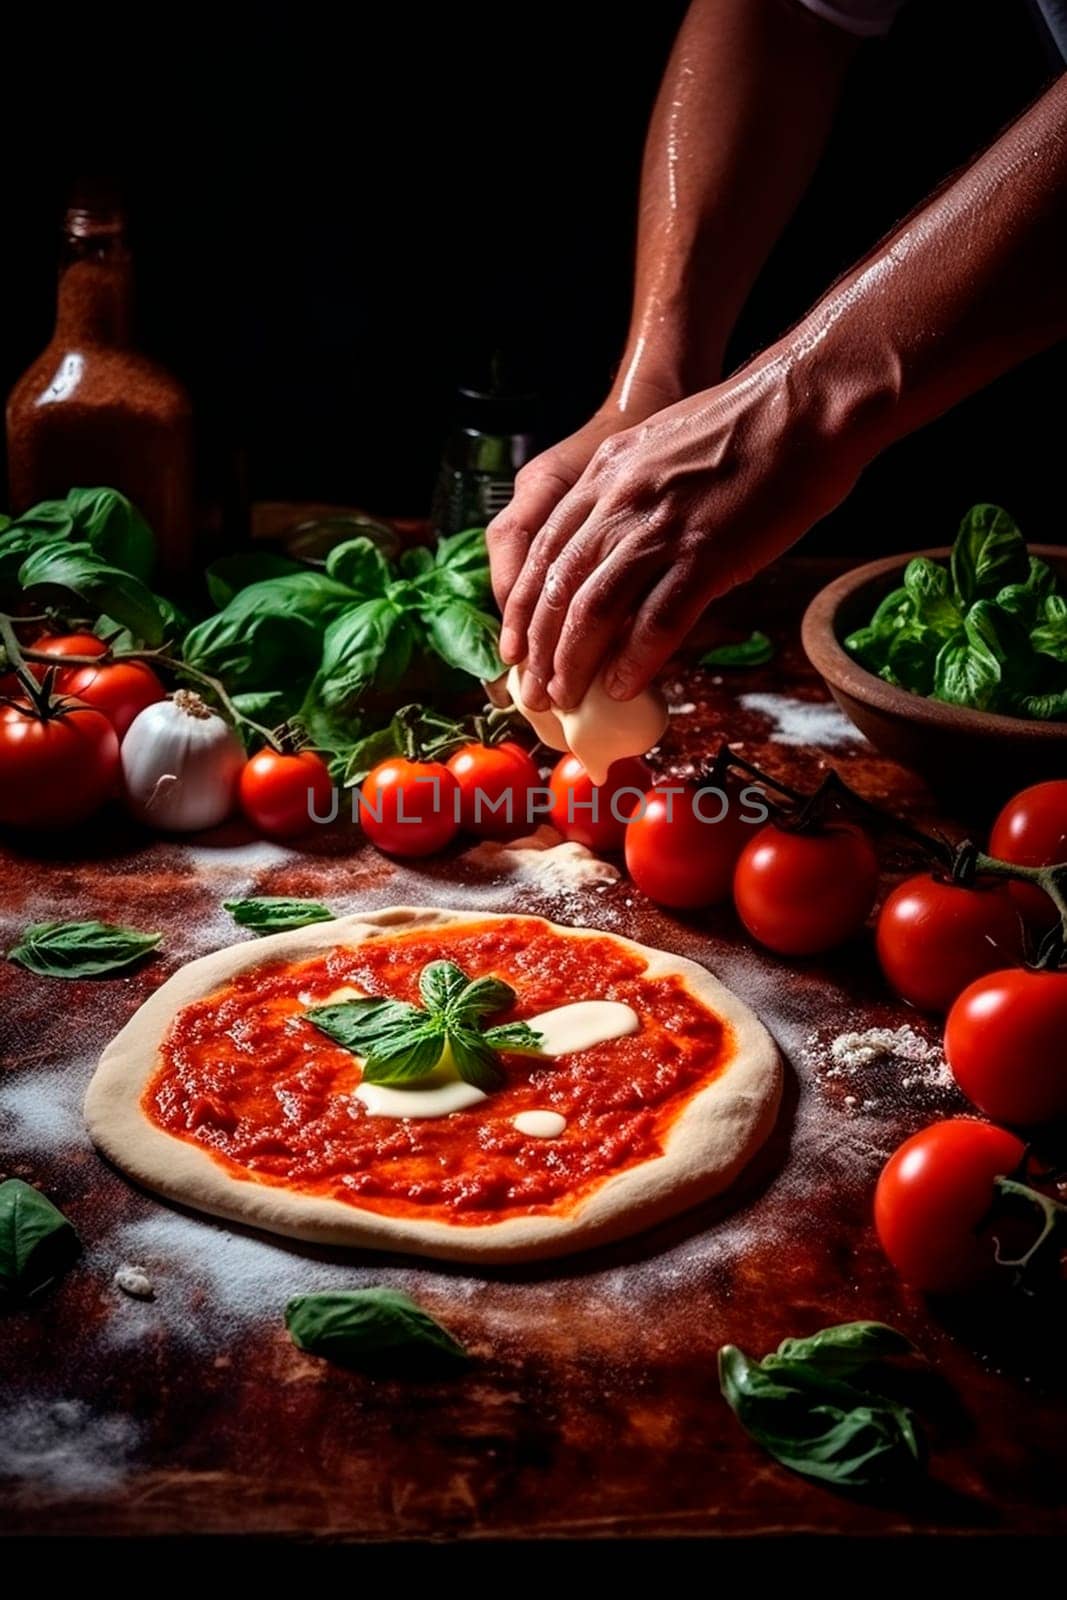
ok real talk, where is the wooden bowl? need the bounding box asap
[801,545,1067,808]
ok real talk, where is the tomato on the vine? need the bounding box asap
[239,748,334,840]
[360,756,459,857]
[945,966,1067,1126]
[874,1119,1027,1293]
[875,873,1023,1013]
[732,821,879,956]
[624,779,766,908]
[0,632,108,698]
[447,739,541,839]
[548,753,652,854]
[989,780,1067,929]
[5,635,166,739]
[0,698,120,828]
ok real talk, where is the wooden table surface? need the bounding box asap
[1,557,1064,1545]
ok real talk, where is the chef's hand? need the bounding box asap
[495,359,860,711]
[486,377,680,619]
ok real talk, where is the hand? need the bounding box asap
[497,356,862,711]
[486,375,680,621]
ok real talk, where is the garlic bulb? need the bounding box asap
[121,691,245,832]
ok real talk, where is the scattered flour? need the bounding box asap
[464,826,621,891]
[668,701,696,716]
[0,1400,141,1494]
[813,1022,954,1113]
[0,1063,93,1155]
[739,692,862,749]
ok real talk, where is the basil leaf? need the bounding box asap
[769,1321,913,1376]
[843,624,891,675]
[1032,593,1067,665]
[0,522,70,584]
[482,1021,545,1055]
[224,897,335,934]
[307,997,425,1051]
[431,526,494,603]
[448,1027,505,1091]
[719,1326,923,1491]
[884,625,939,694]
[933,627,1001,710]
[63,487,155,580]
[700,630,774,669]
[950,503,1028,606]
[184,572,353,689]
[454,973,516,1021]
[399,545,436,582]
[0,1180,80,1301]
[361,1024,447,1084]
[205,551,304,609]
[422,597,503,681]
[996,557,1058,626]
[1012,686,1067,720]
[18,542,165,647]
[902,557,961,635]
[324,536,392,597]
[294,696,367,778]
[870,585,915,632]
[419,960,470,1012]
[8,920,162,978]
[285,1288,468,1372]
[339,720,405,786]
[318,600,414,710]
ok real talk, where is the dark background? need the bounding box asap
[2,0,1063,554]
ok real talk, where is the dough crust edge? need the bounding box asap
[84,906,782,1264]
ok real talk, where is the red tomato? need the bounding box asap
[57,659,165,740]
[239,748,335,839]
[446,740,541,839]
[624,779,768,908]
[360,756,459,857]
[0,632,107,697]
[732,822,879,956]
[548,753,652,854]
[989,780,1067,929]
[944,966,1067,1126]
[0,698,120,828]
[875,873,1023,1013]
[874,1119,1027,1293]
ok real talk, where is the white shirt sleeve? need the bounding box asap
[793,0,905,37]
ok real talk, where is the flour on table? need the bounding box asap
[463,826,620,890]
[668,701,696,716]
[810,1022,954,1114]
[0,1400,141,1494]
[739,692,863,749]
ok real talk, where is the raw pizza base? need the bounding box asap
[85,907,782,1263]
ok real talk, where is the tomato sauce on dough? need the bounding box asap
[145,919,732,1224]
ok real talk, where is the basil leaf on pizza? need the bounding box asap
[0,1180,81,1301]
[718,1321,925,1490]
[285,1287,469,1372]
[306,959,544,1087]
[8,920,162,979]
[224,897,336,934]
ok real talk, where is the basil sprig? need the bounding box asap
[8,920,162,979]
[845,504,1067,720]
[286,1288,469,1373]
[719,1321,924,1490]
[700,630,775,669]
[307,959,543,1090]
[0,1180,80,1302]
[224,897,336,935]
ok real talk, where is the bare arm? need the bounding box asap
[488,0,857,611]
[502,73,1067,708]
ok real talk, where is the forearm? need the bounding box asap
[772,73,1067,478]
[610,0,857,413]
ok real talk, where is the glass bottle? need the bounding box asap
[431,382,538,538]
[6,203,195,584]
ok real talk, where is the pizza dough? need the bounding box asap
[85,907,781,1264]
[507,664,668,784]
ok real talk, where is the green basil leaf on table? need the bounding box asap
[98,589,189,651]
[61,487,155,580]
[719,1321,924,1491]
[421,597,503,681]
[8,920,162,978]
[224,897,336,934]
[183,608,320,692]
[18,542,166,647]
[324,536,392,596]
[950,503,1028,607]
[318,600,415,709]
[0,1180,80,1302]
[205,551,304,609]
[0,522,73,584]
[285,1288,469,1372]
[700,630,775,668]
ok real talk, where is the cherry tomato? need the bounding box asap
[360,756,459,857]
[239,748,335,839]
[989,780,1067,929]
[0,698,120,828]
[57,658,165,740]
[624,778,767,908]
[446,739,541,839]
[548,753,652,854]
[875,873,1023,1013]
[944,966,1067,1126]
[732,822,879,956]
[874,1118,1027,1293]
